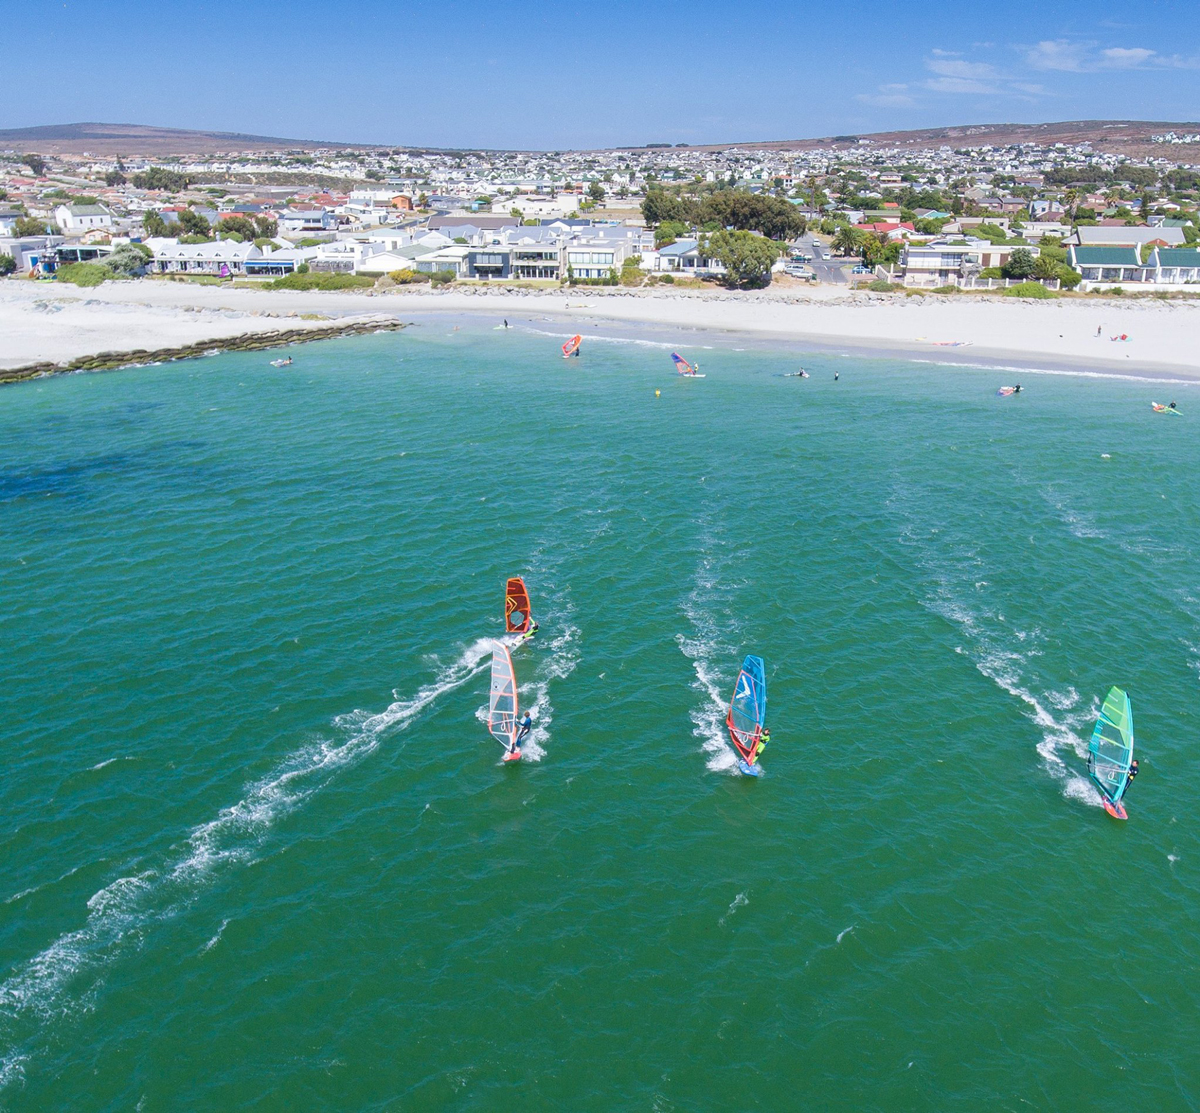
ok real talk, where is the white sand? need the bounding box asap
[3,278,1198,378]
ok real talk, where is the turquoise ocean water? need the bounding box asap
[1,317,1199,1110]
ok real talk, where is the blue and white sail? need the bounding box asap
[1087,686,1134,807]
[726,655,767,765]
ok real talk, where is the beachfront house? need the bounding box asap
[1068,226,1186,249]
[898,238,1042,288]
[1067,244,1200,291]
[146,238,262,276]
[655,239,725,277]
[54,203,113,235]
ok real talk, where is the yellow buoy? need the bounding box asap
[655,389,661,397]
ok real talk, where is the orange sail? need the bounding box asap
[505,577,532,634]
[562,334,582,358]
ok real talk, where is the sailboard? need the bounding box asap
[997,386,1019,396]
[488,639,522,762]
[505,576,534,640]
[1152,403,1181,415]
[671,352,705,378]
[726,655,767,776]
[562,334,582,358]
[1087,686,1134,819]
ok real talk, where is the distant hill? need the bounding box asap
[673,120,1200,160]
[0,122,371,156]
[3,119,1200,159]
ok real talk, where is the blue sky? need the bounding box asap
[5,0,1199,148]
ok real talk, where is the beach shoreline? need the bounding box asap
[3,278,1199,383]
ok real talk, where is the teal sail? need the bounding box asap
[1087,687,1134,805]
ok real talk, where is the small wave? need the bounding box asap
[0,637,493,1089]
[836,925,855,944]
[719,892,748,926]
[202,919,229,954]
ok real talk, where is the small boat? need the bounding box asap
[562,334,582,359]
[1152,402,1182,415]
[488,640,522,763]
[671,352,705,378]
[1088,686,1134,820]
[726,655,767,777]
[269,357,293,367]
[505,576,536,644]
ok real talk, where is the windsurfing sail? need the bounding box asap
[488,640,519,751]
[562,334,582,358]
[1088,686,1134,806]
[726,655,767,763]
[671,352,697,376]
[505,576,532,634]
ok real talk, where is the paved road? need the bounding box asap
[798,235,850,285]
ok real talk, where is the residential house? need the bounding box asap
[54,203,113,235]
[1069,226,1186,249]
[147,238,262,275]
[0,208,22,236]
[278,208,336,235]
[654,239,725,277]
[898,238,1041,288]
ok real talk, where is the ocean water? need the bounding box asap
[1,317,1199,1111]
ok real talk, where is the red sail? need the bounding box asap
[505,577,532,634]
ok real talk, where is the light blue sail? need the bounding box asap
[727,655,767,762]
[1088,686,1134,805]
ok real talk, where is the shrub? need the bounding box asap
[388,268,430,284]
[1056,266,1082,290]
[0,254,16,276]
[978,267,1003,280]
[101,245,150,276]
[867,278,899,292]
[56,262,109,287]
[660,274,675,284]
[429,270,455,285]
[265,272,375,291]
[13,216,49,238]
[929,284,960,294]
[1005,281,1056,299]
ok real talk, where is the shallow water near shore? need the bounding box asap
[2,321,1199,1110]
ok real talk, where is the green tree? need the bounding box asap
[254,216,277,239]
[588,181,605,202]
[22,154,47,176]
[1002,247,1036,279]
[13,216,49,237]
[655,219,690,248]
[830,225,863,257]
[101,245,149,276]
[219,215,257,240]
[702,230,782,288]
[0,254,16,276]
[176,208,211,237]
[143,211,169,237]
[132,167,192,191]
[1032,255,1059,280]
[104,170,127,186]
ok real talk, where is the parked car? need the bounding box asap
[851,265,870,274]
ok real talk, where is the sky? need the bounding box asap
[5,0,1199,149]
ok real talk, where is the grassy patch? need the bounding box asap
[265,272,375,291]
[55,263,109,287]
[1005,281,1057,299]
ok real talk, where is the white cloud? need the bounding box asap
[921,76,999,95]
[926,58,1000,80]
[1101,46,1157,68]
[1025,39,1091,71]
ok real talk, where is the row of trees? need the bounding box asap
[642,188,806,241]
[142,210,277,241]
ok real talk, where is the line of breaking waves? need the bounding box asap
[887,483,1103,809]
[676,513,746,775]
[0,637,494,1094]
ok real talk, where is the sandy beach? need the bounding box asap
[2,278,1198,380]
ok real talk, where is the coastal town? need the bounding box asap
[2,125,1199,296]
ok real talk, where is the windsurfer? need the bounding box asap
[1014,384,1022,393]
[755,727,771,759]
[1127,758,1139,786]
[516,711,533,746]
[1170,401,1178,410]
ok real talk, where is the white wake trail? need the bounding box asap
[0,637,493,1091]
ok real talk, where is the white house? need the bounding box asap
[278,208,336,235]
[54,204,114,235]
[147,239,262,275]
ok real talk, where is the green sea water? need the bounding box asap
[2,317,1199,1111]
